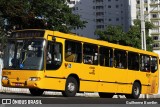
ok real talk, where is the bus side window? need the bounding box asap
[83,43,98,65]
[46,41,62,70]
[140,54,150,72]
[65,40,82,63]
[151,56,158,73]
[128,52,139,70]
[100,46,113,67]
[114,49,127,69]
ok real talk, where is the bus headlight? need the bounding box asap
[28,77,40,81]
[2,76,9,80]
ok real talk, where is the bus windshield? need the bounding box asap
[3,39,45,70]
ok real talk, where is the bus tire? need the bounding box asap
[98,92,114,98]
[62,77,78,97]
[125,82,141,99]
[29,88,44,96]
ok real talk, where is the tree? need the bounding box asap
[0,0,87,51]
[95,19,154,51]
[96,25,126,45]
[0,0,86,32]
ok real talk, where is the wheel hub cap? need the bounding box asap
[68,83,75,92]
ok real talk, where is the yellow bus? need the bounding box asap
[2,29,159,99]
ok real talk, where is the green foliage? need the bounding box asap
[96,19,154,51]
[0,0,87,51]
[96,26,126,44]
[0,0,86,32]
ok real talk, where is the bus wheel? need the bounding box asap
[98,92,114,98]
[62,77,78,97]
[29,88,44,96]
[125,82,141,99]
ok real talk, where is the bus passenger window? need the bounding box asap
[151,56,158,73]
[140,55,150,72]
[100,46,113,67]
[128,52,139,70]
[65,40,82,63]
[114,49,127,69]
[83,43,98,65]
[46,42,62,70]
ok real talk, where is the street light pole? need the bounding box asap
[140,0,146,51]
[140,0,147,99]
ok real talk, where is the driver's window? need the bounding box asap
[46,41,62,70]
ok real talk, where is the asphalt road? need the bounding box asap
[0,92,160,107]
[0,92,160,104]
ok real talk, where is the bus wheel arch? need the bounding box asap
[125,80,141,99]
[62,74,80,97]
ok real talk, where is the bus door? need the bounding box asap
[138,55,152,93]
[44,36,64,89]
[139,55,158,94]
[80,43,99,91]
[148,56,159,94]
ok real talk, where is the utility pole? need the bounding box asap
[140,0,147,99]
[140,0,146,51]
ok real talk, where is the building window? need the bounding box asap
[152,14,158,18]
[116,18,119,21]
[144,0,148,3]
[96,12,104,16]
[153,21,159,26]
[96,19,104,23]
[153,36,159,40]
[109,19,112,21]
[116,5,119,8]
[153,43,159,48]
[96,25,104,29]
[108,5,111,8]
[152,28,159,33]
[96,6,104,9]
[68,0,75,4]
[96,0,103,3]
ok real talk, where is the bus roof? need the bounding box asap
[12,29,159,57]
[50,30,158,57]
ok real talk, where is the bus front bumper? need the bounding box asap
[1,78,42,88]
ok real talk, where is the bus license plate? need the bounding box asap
[15,83,22,86]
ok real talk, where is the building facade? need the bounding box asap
[67,0,136,39]
[136,0,160,54]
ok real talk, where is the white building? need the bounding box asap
[67,0,136,39]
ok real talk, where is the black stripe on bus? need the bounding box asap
[80,79,132,85]
[45,76,66,79]
[45,76,151,86]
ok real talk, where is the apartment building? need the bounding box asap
[136,0,160,54]
[67,0,136,39]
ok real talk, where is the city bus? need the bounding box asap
[1,29,159,99]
